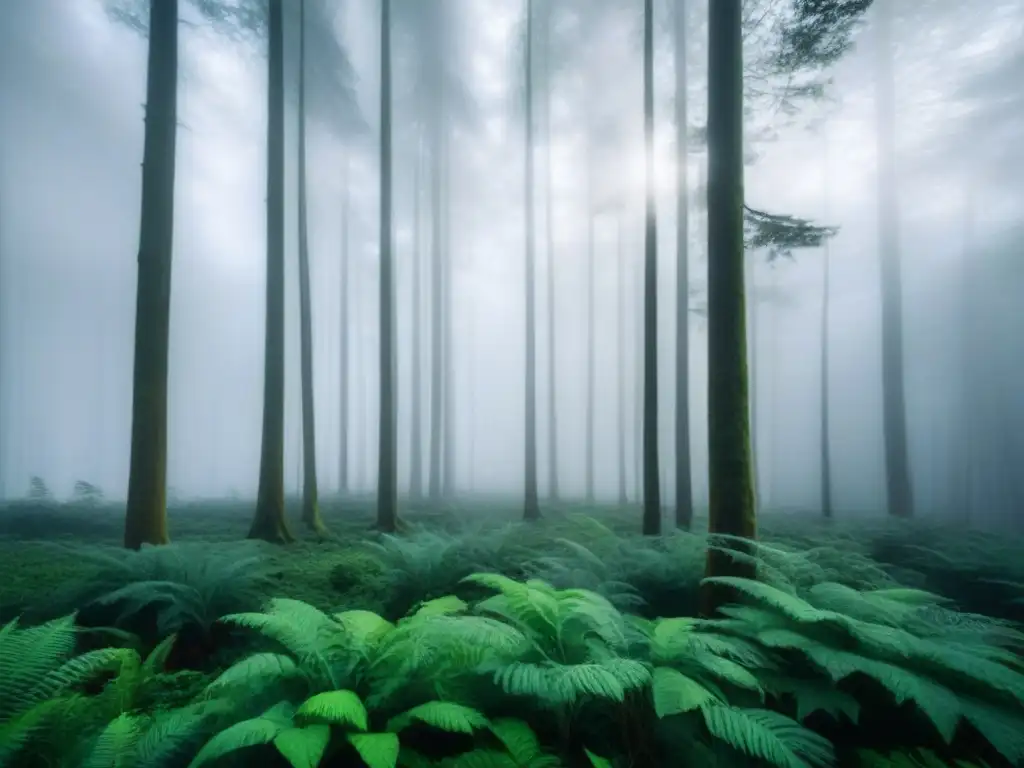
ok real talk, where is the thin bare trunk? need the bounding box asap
[338,154,350,493]
[297,0,325,535]
[673,0,693,530]
[544,40,560,501]
[376,0,397,532]
[523,0,540,521]
[616,214,628,506]
[125,0,178,549]
[874,0,914,518]
[641,0,661,536]
[251,0,293,544]
[409,139,424,498]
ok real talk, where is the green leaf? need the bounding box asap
[274,725,331,768]
[652,667,719,717]
[489,718,542,763]
[348,732,400,768]
[584,748,613,768]
[296,690,369,731]
[187,708,292,767]
[701,706,835,768]
[388,701,490,734]
[411,595,469,618]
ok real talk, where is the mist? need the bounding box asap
[0,0,1021,533]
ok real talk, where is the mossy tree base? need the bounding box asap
[248,502,294,544]
[301,502,329,539]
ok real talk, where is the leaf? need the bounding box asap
[187,708,292,767]
[584,749,613,768]
[411,595,469,618]
[274,725,331,768]
[701,706,835,768]
[652,667,720,717]
[388,701,490,734]
[296,690,369,731]
[348,732,400,768]
[489,718,543,763]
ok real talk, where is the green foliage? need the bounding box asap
[744,205,838,262]
[33,541,276,646]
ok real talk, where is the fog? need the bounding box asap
[0,0,1021,531]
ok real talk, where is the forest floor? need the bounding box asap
[1,495,1022,627]
[3,496,1024,766]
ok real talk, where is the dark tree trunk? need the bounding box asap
[250,0,294,544]
[376,0,398,532]
[409,139,424,499]
[338,153,350,494]
[523,0,540,522]
[641,0,661,536]
[874,0,914,519]
[125,0,178,550]
[702,0,757,613]
[296,0,325,536]
[673,0,693,530]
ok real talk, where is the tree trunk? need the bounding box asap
[820,136,833,520]
[427,68,445,502]
[585,137,596,504]
[376,0,398,532]
[616,214,628,506]
[296,0,325,536]
[747,266,760,502]
[673,0,693,530]
[250,0,293,544]
[409,139,424,499]
[874,0,914,518]
[702,0,756,614]
[523,0,540,522]
[543,34,560,501]
[125,0,178,550]
[641,0,661,536]
[338,153,350,494]
[442,127,456,496]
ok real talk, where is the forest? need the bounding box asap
[0,0,1022,766]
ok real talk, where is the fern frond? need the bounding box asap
[652,666,721,717]
[387,700,490,734]
[187,702,296,768]
[273,724,331,768]
[701,705,836,768]
[348,731,400,768]
[295,689,368,731]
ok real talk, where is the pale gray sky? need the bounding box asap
[0,0,1020,524]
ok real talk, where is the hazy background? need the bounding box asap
[0,0,1021,529]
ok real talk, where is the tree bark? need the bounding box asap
[427,50,445,502]
[616,214,628,506]
[338,153,350,494]
[250,0,293,544]
[543,30,560,501]
[673,0,693,530]
[523,0,540,521]
[702,0,756,614]
[874,0,914,519]
[409,138,424,499]
[641,0,661,536]
[296,0,326,536]
[376,0,398,532]
[125,0,178,550]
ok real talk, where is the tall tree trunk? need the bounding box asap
[747,266,760,501]
[125,0,178,550]
[673,0,693,530]
[427,63,445,502]
[616,213,628,506]
[585,138,596,504]
[523,0,540,521]
[376,0,398,532]
[409,139,424,499]
[543,36,560,501]
[702,0,756,613]
[250,0,293,543]
[874,0,914,518]
[820,136,833,520]
[338,153,350,494]
[641,0,661,536]
[634,234,643,502]
[297,0,325,535]
[442,128,456,496]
